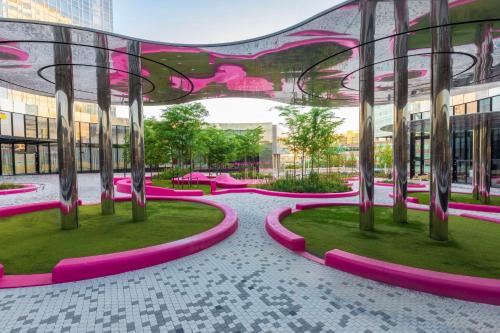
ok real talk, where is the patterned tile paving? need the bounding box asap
[0,175,499,332]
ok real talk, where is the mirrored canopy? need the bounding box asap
[0,0,499,106]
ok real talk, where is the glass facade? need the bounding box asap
[0,110,129,175]
[410,92,500,187]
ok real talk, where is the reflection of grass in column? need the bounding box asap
[282,206,500,278]
[0,200,223,274]
[0,183,23,190]
[410,191,500,206]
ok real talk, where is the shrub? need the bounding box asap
[259,172,350,193]
[0,183,23,190]
[155,167,189,180]
[230,171,272,180]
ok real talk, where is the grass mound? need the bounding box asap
[0,200,223,274]
[259,173,350,193]
[282,206,500,278]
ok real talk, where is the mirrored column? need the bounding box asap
[96,34,114,215]
[128,40,146,221]
[479,113,491,204]
[53,27,78,229]
[429,0,451,241]
[472,117,480,200]
[359,0,376,230]
[393,0,409,224]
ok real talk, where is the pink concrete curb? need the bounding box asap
[212,187,359,198]
[269,201,500,305]
[0,197,237,288]
[0,184,37,195]
[0,200,83,218]
[325,249,500,306]
[115,178,203,196]
[265,207,305,251]
[375,181,426,188]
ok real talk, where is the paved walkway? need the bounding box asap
[0,174,499,332]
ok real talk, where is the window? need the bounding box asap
[49,118,57,139]
[479,98,491,112]
[492,96,500,112]
[75,121,81,143]
[80,122,90,144]
[90,123,99,144]
[12,113,24,137]
[1,144,13,175]
[454,104,465,116]
[466,102,477,114]
[0,111,12,135]
[37,117,49,139]
[25,115,36,138]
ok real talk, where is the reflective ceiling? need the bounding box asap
[0,0,498,106]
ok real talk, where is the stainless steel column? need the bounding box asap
[359,0,376,230]
[53,27,78,229]
[472,117,480,200]
[96,34,114,215]
[393,0,409,224]
[429,0,451,241]
[479,113,491,204]
[128,40,146,221]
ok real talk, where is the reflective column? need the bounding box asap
[429,0,451,241]
[479,113,491,204]
[96,34,114,215]
[53,27,78,229]
[472,117,480,200]
[359,0,376,230]
[128,40,146,221]
[393,0,409,224]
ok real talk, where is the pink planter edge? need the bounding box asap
[212,187,359,198]
[0,196,238,288]
[0,184,37,196]
[325,249,500,306]
[115,178,203,197]
[266,200,500,305]
[265,207,305,251]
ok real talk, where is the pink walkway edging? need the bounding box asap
[212,187,359,198]
[51,196,237,284]
[325,249,500,306]
[113,176,151,185]
[0,184,37,195]
[265,207,305,251]
[0,196,237,288]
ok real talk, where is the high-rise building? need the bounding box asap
[0,0,130,176]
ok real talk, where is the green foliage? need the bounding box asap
[410,192,500,206]
[375,144,393,174]
[282,206,500,278]
[0,201,223,274]
[0,183,23,190]
[259,172,350,193]
[229,171,271,180]
[155,167,189,180]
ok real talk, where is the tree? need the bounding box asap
[144,118,169,177]
[157,102,208,177]
[203,126,236,173]
[376,144,393,176]
[234,127,264,177]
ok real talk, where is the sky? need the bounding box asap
[112,0,357,132]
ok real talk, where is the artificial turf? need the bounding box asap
[282,206,500,279]
[410,191,500,206]
[0,200,223,274]
[152,179,212,195]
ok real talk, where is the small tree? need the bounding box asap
[376,144,393,177]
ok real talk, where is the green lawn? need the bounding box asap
[152,179,212,195]
[282,206,500,278]
[410,192,500,206]
[0,201,223,274]
[0,183,23,190]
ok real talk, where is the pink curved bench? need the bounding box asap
[0,196,237,288]
[265,207,305,251]
[115,178,203,196]
[113,176,151,185]
[325,249,500,306]
[0,200,83,218]
[213,187,359,198]
[0,184,37,195]
[214,174,249,188]
[172,172,212,185]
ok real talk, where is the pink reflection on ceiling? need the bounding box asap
[0,41,30,69]
[170,64,275,96]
